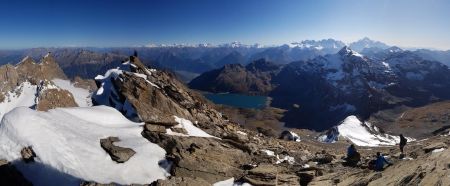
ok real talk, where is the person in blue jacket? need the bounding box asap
[375,152,392,171]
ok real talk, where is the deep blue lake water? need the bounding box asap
[204,93,268,109]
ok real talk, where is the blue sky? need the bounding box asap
[0,0,449,49]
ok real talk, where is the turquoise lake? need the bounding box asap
[203,93,268,109]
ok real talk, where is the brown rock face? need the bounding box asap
[36,83,78,111]
[16,54,67,83]
[100,137,136,163]
[243,163,301,186]
[0,54,80,111]
[0,64,19,93]
[73,76,97,92]
[97,55,226,127]
[154,134,252,184]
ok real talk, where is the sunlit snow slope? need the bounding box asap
[0,82,37,119]
[318,115,414,147]
[0,106,169,185]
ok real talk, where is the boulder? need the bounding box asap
[100,137,136,163]
[243,164,277,185]
[36,86,78,111]
[280,130,301,142]
[243,164,300,186]
[20,146,36,163]
[311,151,334,164]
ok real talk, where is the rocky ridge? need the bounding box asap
[0,54,85,113]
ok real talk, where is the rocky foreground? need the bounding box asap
[0,55,449,186]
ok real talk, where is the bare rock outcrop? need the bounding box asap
[0,54,76,111]
[36,81,78,111]
[100,137,136,163]
[93,55,226,127]
[155,134,252,184]
[20,146,36,163]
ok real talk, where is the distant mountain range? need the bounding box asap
[0,38,449,82]
[190,46,450,130]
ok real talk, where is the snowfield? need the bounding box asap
[0,82,37,119]
[318,115,414,147]
[52,79,92,107]
[0,106,170,185]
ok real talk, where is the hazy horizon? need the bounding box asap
[1,0,449,50]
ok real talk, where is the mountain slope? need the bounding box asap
[189,59,282,95]
[272,46,450,130]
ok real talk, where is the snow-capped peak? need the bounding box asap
[288,39,345,50]
[338,46,363,57]
[318,115,414,147]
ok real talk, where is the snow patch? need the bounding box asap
[432,148,445,153]
[166,116,216,138]
[0,82,37,119]
[261,149,275,156]
[213,177,252,186]
[0,106,169,185]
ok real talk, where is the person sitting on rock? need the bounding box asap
[399,134,407,154]
[345,144,360,166]
[375,152,392,171]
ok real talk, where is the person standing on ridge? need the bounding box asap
[399,134,407,154]
[345,144,360,166]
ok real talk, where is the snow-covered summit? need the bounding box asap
[289,39,345,50]
[349,37,390,52]
[318,115,414,147]
[338,46,364,58]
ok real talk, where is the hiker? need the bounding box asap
[375,152,392,171]
[399,134,407,154]
[345,144,360,166]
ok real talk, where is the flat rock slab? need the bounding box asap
[423,142,448,153]
[145,123,167,133]
[100,137,136,163]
